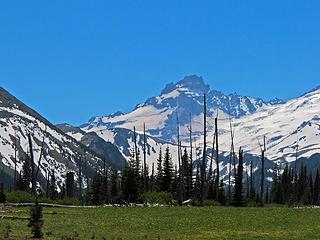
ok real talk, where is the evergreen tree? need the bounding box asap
[21,155,32,192]
[182,148,190,198]
[314,169,320,205]
[149,163,155,192]
[265,185,269,204]
[60,183,66,200]
[194,163,201,202]
[271,163,282,204]
[207,151,215,200]
[249,161,256,200]
[77,157,83,203]
[173,165,183,205]
[90,172,105,205]
[259,136,266,207]
[84,178,91,205]
[0,182,6,203]
[207,171,215,200]
[188,148,194,200]
[49,172,57,200]
[66,172,75,198]
[102,170,109,203]
[110,168,119,201]
[232,148,244,207]
[28,200,43,239]
[136,149,143,193]
[178,145,187,204]
[280,164,291,204]
[162,146,174,192]
[309,172,313,205]
[246,169,249,200]
[218,179,226,205]
[156,147,163,191]
[121,152,139,202]
[133,128,141,184]
[45,171,50,198]
[298,165,310,204]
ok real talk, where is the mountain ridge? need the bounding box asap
[78,75,320,177]
[0,87,125,190]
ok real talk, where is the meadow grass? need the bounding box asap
[0,206,320,239]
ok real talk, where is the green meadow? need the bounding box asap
[1,206,320,239]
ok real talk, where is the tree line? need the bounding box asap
[0,95,319,208]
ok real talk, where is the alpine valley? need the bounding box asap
[66,75,319,185]
[1,75,319,189]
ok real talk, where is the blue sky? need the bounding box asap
[0,1,319,125]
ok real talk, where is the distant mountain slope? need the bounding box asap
[0,87,119,190]
[56,124,126,169]
[82,75,281,141]
[79,75,319,178]
[207,87,320,162]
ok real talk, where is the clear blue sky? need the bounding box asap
[0,1,319,125]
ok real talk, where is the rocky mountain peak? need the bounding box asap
[161,75,209,95]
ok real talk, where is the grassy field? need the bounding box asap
[1,206,320,239]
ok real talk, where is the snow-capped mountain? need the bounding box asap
[79,75,320,176]
[203,87,320,162]
[56,123,126,169]
[0,87,123,190]
[82,75,280,141]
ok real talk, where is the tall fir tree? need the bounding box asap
[314,169,320,205]
[162,146,174,193]
[309,172,313,205]
[90,172,105,205]
[0,182,5,203]
[271,163,282,204]
[156,147,163,191]
[66,172,75,198]
[232,148,244,207]
[28,200,43,239]
[110,168,119,201]
[49,172,57,200]
[149,163,155,192]
[182,148,190,199]
[218,179,226,205]
[207,164,215,200]
[194,163,201,202]
[249,161,256,200]
[280,164,291,204]
[20,155,32,192]
[121,152,139,203]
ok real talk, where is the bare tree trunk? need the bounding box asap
[200,94,207,205]
[209,135,215,182]
[46,170,50,198]
[151,162,154,192]
[176,115,184,205]
[260,136,266,207]
[188,113,193,199]
[143,123,147,192]
[294,135,299,175]
[78,157,83,203]
[250,161,254,199]
[103,158,106,176]
[228,118,234,197]
[215,117,219,196]
[133,126,139,174]
[28,133,36,195]
[35,126,47,187]
[14,132,17,189]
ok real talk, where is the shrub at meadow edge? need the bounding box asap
[6,191,80,205]
[142,191,174,205]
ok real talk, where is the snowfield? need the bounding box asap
[78,76,320,180]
